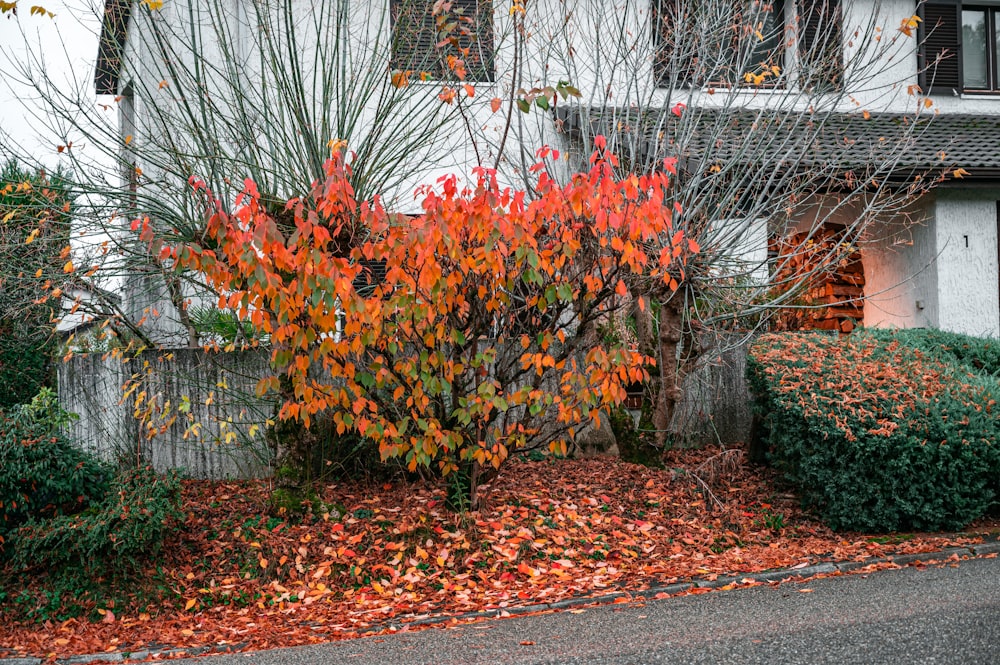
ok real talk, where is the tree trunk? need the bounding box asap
[653,299,684,448]
[631,293,656,358]
[165,274,200,348]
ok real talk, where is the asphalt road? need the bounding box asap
[176,556,1000,665]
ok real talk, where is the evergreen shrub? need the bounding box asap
[867,327,1000,376]
[0,389,109,543]
[748,330,1000,532]
[8,466,182,573]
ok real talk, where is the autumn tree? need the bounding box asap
[3,0,952,464]
[0,161,71,407]
[170,143,689,506]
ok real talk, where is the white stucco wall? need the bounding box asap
[115,0,1000,206]
[861,199,938,329]
[861,190,1000,338]
[932,190,1000,337]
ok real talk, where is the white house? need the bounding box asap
[93,0,1000,340]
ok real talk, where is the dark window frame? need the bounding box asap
[919,0,1000,95]
[961,5,1000,91]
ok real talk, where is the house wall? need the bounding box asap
[114,0,993,199]
[933,190,1000,337]
[111,0,1000,345]
[115,0,958,207]
[859,190,1000,338]
[861,198,939,330]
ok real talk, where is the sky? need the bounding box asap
[1,0,108,168]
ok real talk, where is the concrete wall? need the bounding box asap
[59,348,278,478]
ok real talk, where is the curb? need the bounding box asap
[3,533,997,665]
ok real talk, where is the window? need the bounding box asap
[390,0,494,83]
[652,0,842,90]
[797,0,843,90]
[921,2,1000,94]
[962,7,1000,89]
[653,0,787,87]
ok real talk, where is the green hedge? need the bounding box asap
[748,330,1000,532]
[867,328,1000,377]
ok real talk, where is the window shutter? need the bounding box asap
[919,2,961,95]
[453,0,494,83]
[797,0,843,90]
[652,0,674,87]
[652,0,696,87]
[390,0,492,82]
[390,0,437,76]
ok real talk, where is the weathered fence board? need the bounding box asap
[59,348,277,479]
[58,339,754,478]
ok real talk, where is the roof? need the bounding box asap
[555,108,1000,182]
[94,0,131,95]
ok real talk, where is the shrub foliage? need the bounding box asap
[867,327,1000,377]
[0,389,109,542]
[748,330,1000,532]
[7,466,182,574]
[0,162,71,408]
[165,143,692,503]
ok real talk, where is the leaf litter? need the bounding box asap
[1,447,993,660]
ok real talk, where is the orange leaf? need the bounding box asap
[490,97,503,113]
[390,70,409,88]
[184,598,197,611]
